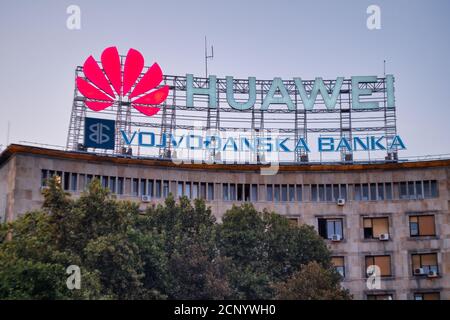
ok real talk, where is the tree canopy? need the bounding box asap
[0,177,350,300]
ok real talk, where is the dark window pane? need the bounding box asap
[377,184,384,200]
[281,185,288,201]
[311,185,318,202]
[223,184,228,201]
[370,183,376,201]
[362,184,369,200]
[318,218,327,238]
[296,185,302,202]
[326,184,332,202]
[289,185,295,201]
[385,183,392,200]
[267,185,273,201]
[430,181,438,197]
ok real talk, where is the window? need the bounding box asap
[340,184,347,200]
[423,181,430,198]
[325,184,332,202]
[281,185,288,202]
[332,184,339,201]
[41,169,48,187]
[236,184,243,201]
[362,184,369,200]
[415,181,423,199]
[311,185,318,202]
[223,184,229,201]
[412,253,438,275]
[200,183,207,199]
[125,178,131,194]
[409,215,436,237]
[208,183,214,200]
[63,172,70,190]
[117,177,124,195]
[230,184,236,201]
[163,181,169,198]
[377,183,384,200]
[274,185,280,202]
[318,184,325,201]
[102,176,108,189]
[267,185,273,201]
[408,181,415,199]
[185,182,191,199]
[400,182,408,199]
[132,178,139,196]
[148,180,154,197]
[332,256,345,278]
[363,217,389,239]
[430,180,438,198]
[109,177,116,193]
[251,184,258,201]
[244,184,251,202]
[79,174,86,191]
[192,182,199,199]
[140,179,147,196]
[155,180,162,198]
[318,218,343,240]
[354,184,361,201]
[365,255,392,277]
[385,183,393,200]
[178,182,184,197]
[70,173,78,191]
[296,185,302,202]
[288,185,295,202]
[370,183,377,201]
[414,292,440,300]
[367,294,393,300]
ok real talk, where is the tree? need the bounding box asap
[217,203,334,299]
[142,195,232,299]
[0,177,349,300]
[273,261,351,300]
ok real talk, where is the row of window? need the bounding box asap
[313,214,437,241]
[40,170,439,203]
[331,252,440,279]
[366,292,440,300]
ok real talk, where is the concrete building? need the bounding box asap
[0,143,449,300]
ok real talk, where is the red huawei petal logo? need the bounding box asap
[77,47,169,117]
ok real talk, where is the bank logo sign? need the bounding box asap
[77,47,169,116]
[84,117,115,150]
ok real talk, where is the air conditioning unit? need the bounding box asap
[330,234,342,242]
[427,270,438,278]
[379,233,389,241]
[337,198,346,206]
[414,268,425,275]
[141,195,151,203]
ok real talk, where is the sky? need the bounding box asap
[0,0,449,158]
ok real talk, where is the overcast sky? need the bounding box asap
[0,0,449,158]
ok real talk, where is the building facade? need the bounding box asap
[0,144,449,300]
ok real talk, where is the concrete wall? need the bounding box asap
[0,151,449,300]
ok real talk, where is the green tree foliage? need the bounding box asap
[273,261,351,300]
[0,177,350,300]
[216,204,336,299]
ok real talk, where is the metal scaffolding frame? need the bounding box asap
[66,61,398,163]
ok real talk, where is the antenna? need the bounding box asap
[6,121,10,146]
[383,59,386,77]
[205,36,214,77]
